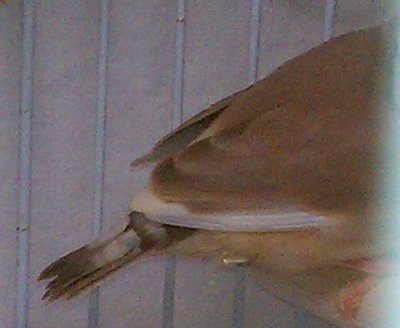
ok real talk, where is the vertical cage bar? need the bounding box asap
[163,1,186,328]
[232,265,246,328]
[248,0,261,84]
[88,0,110,327]
[323,0,337,42]
[163,256,176,328]
[15,0,34,327]
[172,0,186,128]
[232,1,262,327]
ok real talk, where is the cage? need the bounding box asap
[0,0,394,327]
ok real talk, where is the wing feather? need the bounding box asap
[133,24,393,232]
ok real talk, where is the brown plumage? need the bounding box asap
[39,23,395,326]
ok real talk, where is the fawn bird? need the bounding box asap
[39,22,397,326]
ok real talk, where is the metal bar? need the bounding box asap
[163,1,186,328]
[88,0,110,327]
[172,0,186,128]
[323,0,337,42]
[232,2,263,327]
[15,0,34,327]
[163,256,177,328]
[232,265,247,328]
[248,0,261,84]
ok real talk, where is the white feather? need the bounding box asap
[130,189,329,232]
[93,229,140,266]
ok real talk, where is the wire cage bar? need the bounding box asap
[163,1,187,327]
[323,0,337,41]
[88,0,111,327]
[15,0,34,327]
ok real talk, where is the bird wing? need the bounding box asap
[130,90,233,167]
[130,24,393,232]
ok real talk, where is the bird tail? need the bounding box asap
[38,211,194,302]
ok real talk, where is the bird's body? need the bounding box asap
[132,24,387,234]
[39,22,396,326]
[129,22,392,269]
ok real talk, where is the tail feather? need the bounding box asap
[38,211,195,301]
[43,249,141,302]
[38,245,91,282]
[38,217,132,282]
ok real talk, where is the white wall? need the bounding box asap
[0,1,391,327]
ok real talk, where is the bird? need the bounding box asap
[38,22,397,326]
